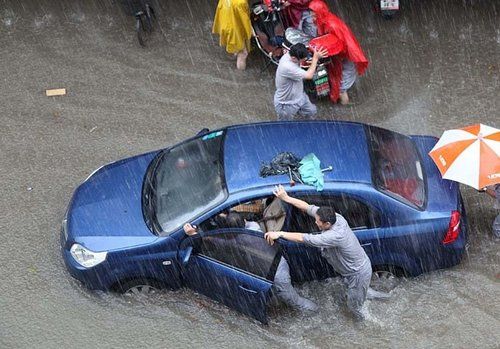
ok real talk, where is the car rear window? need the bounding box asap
[366,126,426,209]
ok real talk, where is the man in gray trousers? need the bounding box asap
[274,43,327,121]
[265,185,372,320]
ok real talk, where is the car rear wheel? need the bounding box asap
[373,269,396,279]
[371,265,406,292]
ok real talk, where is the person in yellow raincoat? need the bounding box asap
[212,0,252,70]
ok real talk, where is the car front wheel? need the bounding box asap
[117,279,161,296]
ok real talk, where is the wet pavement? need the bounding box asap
[1,0,499,348]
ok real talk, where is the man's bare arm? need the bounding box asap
[265,231,304,245]
[183,223,198,236]
[273,184,309,212]
[303,47,328,80]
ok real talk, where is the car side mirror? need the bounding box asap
[181,246,193,265]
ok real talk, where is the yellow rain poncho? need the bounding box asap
[212,0,252,54]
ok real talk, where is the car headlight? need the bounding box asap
[70,244,107,268]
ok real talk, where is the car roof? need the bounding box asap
[223,121,373,194]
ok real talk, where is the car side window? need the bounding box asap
[287,194,380,232]
[194,231,280,280]
[197,196,280,233]
[328,194,380,229]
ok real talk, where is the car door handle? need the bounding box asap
[360,243,372,247]
[238,285,258,294]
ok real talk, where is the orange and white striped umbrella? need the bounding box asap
[429,123,500,190]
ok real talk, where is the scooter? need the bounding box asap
[250,0,286,65]
[376,0,399,19]
[250,1,331,99]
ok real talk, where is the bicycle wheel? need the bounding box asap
[136,15,146,46]
[144,4,155,33]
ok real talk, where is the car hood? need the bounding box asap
[66,151,160,251]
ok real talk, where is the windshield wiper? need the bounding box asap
[142,152,163,235]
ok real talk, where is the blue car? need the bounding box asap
[61,121,467,323]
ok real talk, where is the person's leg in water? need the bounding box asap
[339,91,349,105]
[339,60,357,105]
[493,213,500,238]
[274,257,318,311]
[236,48,248,70]
[344,265,371,320]
[297,94,317,119]
[275,103,300,121]
[367,287,391,300]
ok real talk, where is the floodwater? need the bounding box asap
[1,0,499,348]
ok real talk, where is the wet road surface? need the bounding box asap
[1,0,499,348]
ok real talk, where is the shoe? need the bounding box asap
[297,298,319,312]
[367,287,391,300]
[339,91,349,105]
[236,49,248,70]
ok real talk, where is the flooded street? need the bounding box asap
[1,0,499,347]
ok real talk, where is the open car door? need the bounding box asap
[178,228,281,324]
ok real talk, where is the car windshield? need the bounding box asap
[366,126,426,208]
[148,131,227,234]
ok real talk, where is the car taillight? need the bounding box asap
[442,210,461,245]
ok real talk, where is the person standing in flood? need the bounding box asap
[264,185,372,320]
[183,212,319,312]
[282,0,311,28]
[307,0,368,104]
[212,0,252,70]
[274,43,327,121]
[485,184,500,238]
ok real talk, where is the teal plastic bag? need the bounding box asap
[299,153,324,191]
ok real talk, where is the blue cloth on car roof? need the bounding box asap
[299,153,324,191]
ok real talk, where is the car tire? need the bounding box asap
[372,265,406,292]
[117,279,161,296]
[373,265,406,277]
[382,12,396,20]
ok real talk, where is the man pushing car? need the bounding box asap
[264,185,372,320]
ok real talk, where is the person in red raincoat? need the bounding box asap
[282,0,311,28]
[308,0,368,104]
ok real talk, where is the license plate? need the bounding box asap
[380,0,399,10]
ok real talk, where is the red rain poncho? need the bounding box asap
[283,0,311,28]
[308,0,368,103]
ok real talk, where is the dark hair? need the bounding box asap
[317,207,337,225]
[224,212,245,229]
[289,43,309,60]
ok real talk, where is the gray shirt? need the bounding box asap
[302,205,371,276]
[245,221,262,231]
[274,52,307,105]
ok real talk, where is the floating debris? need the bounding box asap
[46,88,66,97]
